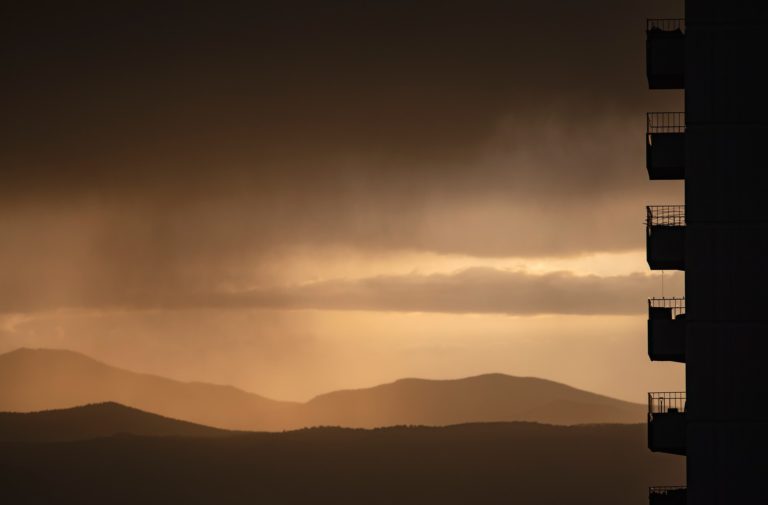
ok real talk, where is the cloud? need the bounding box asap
[0,262,682,316]
[3,0,679,210]
[0,0,684,311]
[200,268,682,316]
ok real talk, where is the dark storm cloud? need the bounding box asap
[3,0,680,201]
[1,0,683,311]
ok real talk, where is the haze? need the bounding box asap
[1,0,685,402]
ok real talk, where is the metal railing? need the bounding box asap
[647,205,685,227]
[649,297,686,318]
[647,18,686,33]
[648,112,686,134]
[650,486,687,496]
[649,392,686,414]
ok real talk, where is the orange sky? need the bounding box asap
[1,0,686,403]
[0,248,684,402]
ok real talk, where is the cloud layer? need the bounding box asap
[0,261,682,316]
[1,0,683,314]
[202,268,682,316]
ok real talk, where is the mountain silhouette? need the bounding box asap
[0,402,231,442]
[302,374,645,427]
[0,348,295,430]
[0,348,645,430]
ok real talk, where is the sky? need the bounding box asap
[1,0,686,402]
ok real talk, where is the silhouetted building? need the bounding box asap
[645,2,768,504]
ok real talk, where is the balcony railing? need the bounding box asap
[649,297,685,318]
[646,19,685,89]
[647,19,686,33]
[650,486,687,505]
[648,392,686,455]
[648,298,685,362]
[648,112,685,134]
[649,392,686,414]
[647,205,685,226]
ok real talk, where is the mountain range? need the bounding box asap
[0,347,646,430]
[0,351,679,505]
[0,406,683,505]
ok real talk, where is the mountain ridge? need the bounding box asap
[0,347,646,430]
[0,401,233,442]
[0,347,295,430]
[0,419,684,505]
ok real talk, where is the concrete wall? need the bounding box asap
[684,1,768,502]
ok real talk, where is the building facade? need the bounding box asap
[645,1,768,504]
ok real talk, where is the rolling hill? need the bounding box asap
[0,347,296,430]
[0,348,646,430]
[0,402,232,442]
[302,373,645,427]
[0,418,684,505]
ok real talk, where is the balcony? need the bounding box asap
[650,486,687,505]
[647,113,685,180]
[646,19,685,89]
[646,206,685,270]
[648,298,686,363]
[648,392,686,455]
